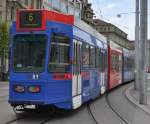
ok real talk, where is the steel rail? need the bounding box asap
[105,93,131,124]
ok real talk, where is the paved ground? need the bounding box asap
[109,84,150,124]
[126,82,150,116]
[0,82,150,124]
[0,82,16,124]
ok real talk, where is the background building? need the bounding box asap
[0,0,135,50]
[42,0,82,18]
[93,19,134,50]
[0,0,6,23]
[5,0,42,23]
[0,0,82,24]
[81,0,94,26]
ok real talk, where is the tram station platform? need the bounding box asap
[126,83,150,115]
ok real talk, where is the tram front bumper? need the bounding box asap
[9,80,72,109]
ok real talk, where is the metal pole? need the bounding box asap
[135,0,140,90]
[5,0,7,22]
[139,0,148,104]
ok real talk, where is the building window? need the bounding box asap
[69,0,74,6]
[75,9,80,18]
[68,5,74,15]
[60,1,68,13]
[52,0,60,10]
[31,0,34,8]
[25,0,28,6]
[11,7,14,21]
[42,0,52,10]
[36,0,42,9]
[76,2,80,9]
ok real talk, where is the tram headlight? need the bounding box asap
[14,85,25,93]
[28,86,40,93]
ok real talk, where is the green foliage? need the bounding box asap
[0,22,9,51]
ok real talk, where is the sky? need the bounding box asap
[88,0,150,40]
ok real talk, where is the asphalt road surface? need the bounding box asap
[0,82,150,124]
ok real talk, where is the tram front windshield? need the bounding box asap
[12,34,47,72]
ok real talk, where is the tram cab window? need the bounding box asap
[12,34,47,72]
[48,34,70,72]
[82,43,90,67]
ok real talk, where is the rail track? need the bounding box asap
[87,103,99,124]
[85,83,132,124]
[5,117,24,124]
[4,83,132,124]
[105,87,131,124]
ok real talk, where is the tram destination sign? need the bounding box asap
[19,11,42,29]
[16,9,73,31]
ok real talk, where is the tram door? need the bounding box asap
[72,39,82,109]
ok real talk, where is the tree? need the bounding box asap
[0,22,9,80]
[0,22,9,51]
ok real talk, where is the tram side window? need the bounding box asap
[111,54,114,70]
[103,51,107,72]
[124,57,128,70]
[48,34,70,72]
[105,51,108,70]
[111,53,119,72]
[82,43,90,67]
[100,50,103,72]
[90,46,96,68]
[115,55,119,72]
[96,48,100,68]
[127,58,133,69]
[131,58,135,69]
[119,54,122,72]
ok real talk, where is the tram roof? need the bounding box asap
[16,9,107,44]
[74,18,107,44]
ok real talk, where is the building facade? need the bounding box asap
[5,0,43,23]
[42,0,82,18]
[81,0,94,26]
[0,0,82,24]
[0,0,6,23]
[93,19,134,50]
